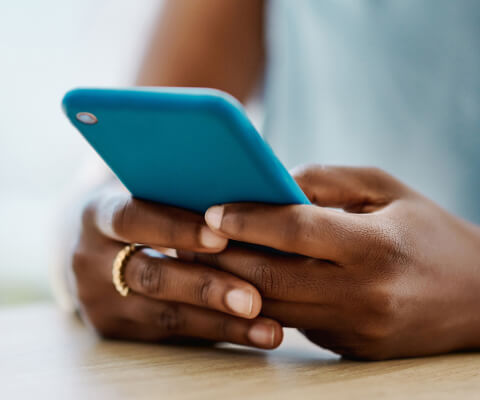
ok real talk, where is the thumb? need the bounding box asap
[291,165,408,213]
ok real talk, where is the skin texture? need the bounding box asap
[196,165,480,360]
[69,0,280,349]
[72,186,282,349]
[67,0,480,359]
[136,0,264,101]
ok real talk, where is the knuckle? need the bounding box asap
[252,263,283,296]
[195,273,216,306]
[253,263,275,294]
[111,197,135,237]
[153,304,183,334]
[354,283,403,337]
[138,258,165,296]
[367,284,400,319]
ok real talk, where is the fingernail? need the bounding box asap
[248,323,275,348]
[225,288,253,316]
[199,226,227,248]
[205,205,224,230]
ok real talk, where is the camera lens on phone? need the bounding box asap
[76,112,98,125]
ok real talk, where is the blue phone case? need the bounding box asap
[62,87,310,213]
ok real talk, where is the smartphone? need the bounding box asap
[62,87,310,213]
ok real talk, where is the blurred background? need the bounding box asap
[0,0,160,305]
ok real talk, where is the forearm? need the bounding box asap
[135,0,264,102]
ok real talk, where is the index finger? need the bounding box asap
[91,191,228,252]
[204,203,381,262]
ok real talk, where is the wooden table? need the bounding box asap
[2,303,480,399]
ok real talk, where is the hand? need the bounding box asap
[196,165,480,360]
[70,185,283,349]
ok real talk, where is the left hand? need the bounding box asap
[194,165,480,360]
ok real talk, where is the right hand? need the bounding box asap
[70,186,282,349]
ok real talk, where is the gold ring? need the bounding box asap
[112,243,143,297]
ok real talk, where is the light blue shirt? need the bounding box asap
[263,0,480,223]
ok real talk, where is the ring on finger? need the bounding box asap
[112,243,144,297]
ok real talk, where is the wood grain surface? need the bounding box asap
[2,303,479,399]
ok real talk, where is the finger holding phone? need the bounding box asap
[70,185,283,349]
[197,165,480,360]
[63,87,480,359]
[62,87,309,349]
[60,1,284,350]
